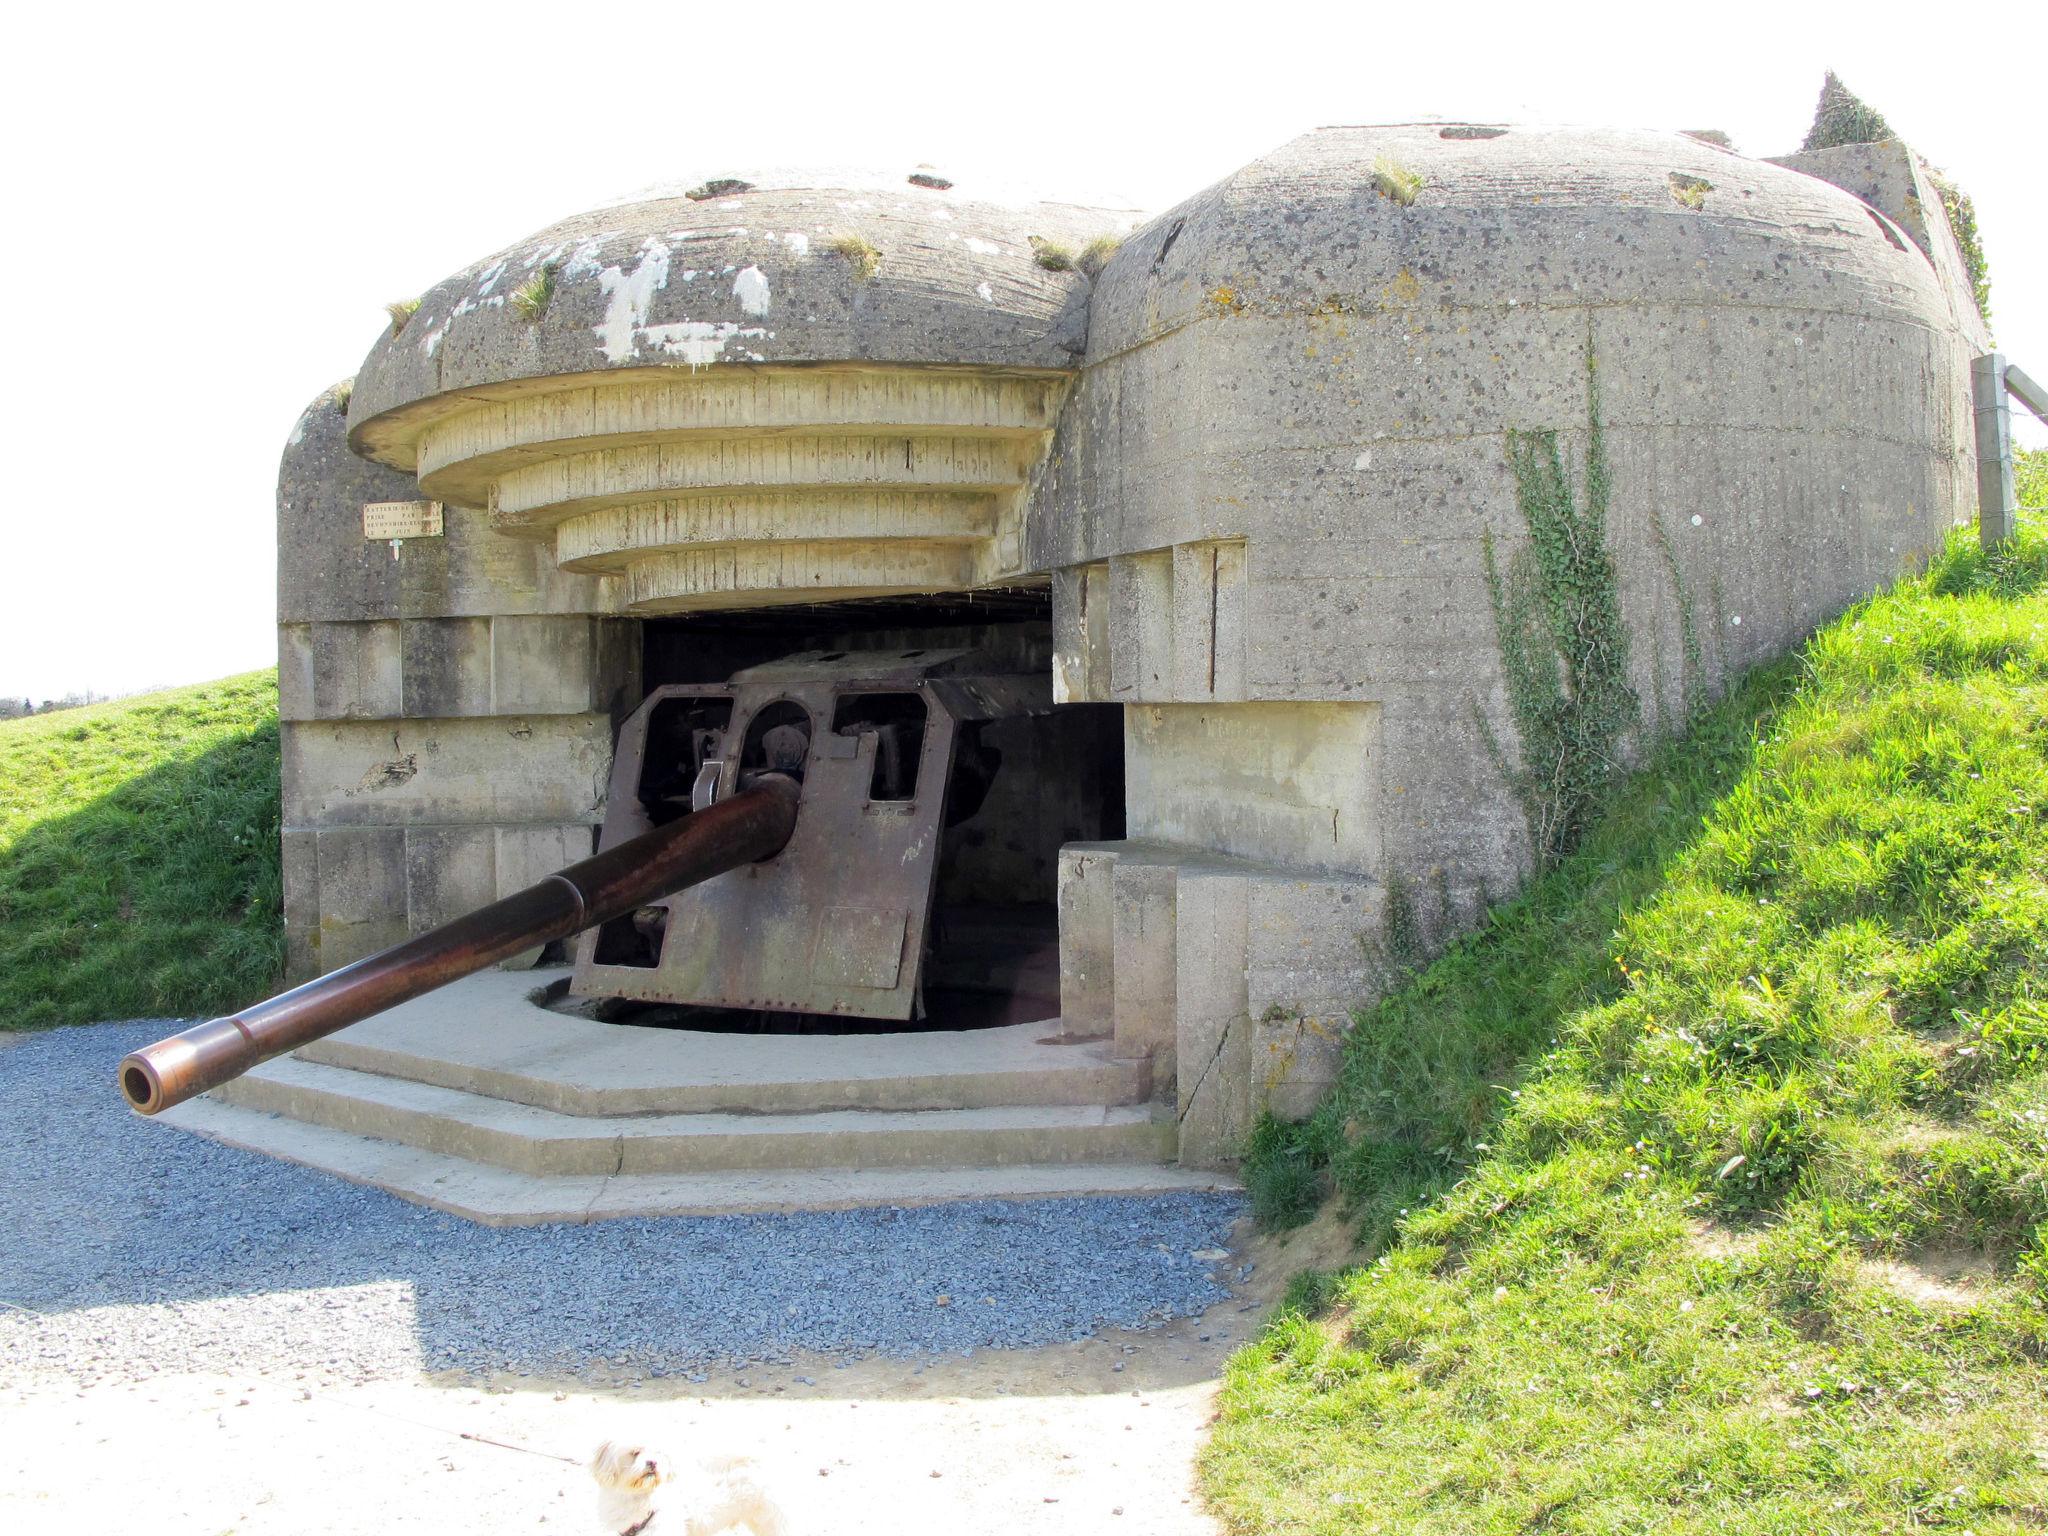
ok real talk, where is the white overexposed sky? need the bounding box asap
[1,1,2041,702]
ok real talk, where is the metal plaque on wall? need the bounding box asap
[362,500,444,540]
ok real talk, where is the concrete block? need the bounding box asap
[394,503,622,620]
[1107,550,1174,701]
[1243,874,1383,1115]
[1174,871,1252,1167]
[1169,540,1247,702]
[494,824,597,898]
[281,827,319,983]
[490,616,594,715]
[281,715,612,829]
[312,826,410,971]
[1125,701,1381,873]
[404,826,497,932]
[402,618,493,717]
[1109,859,1177,1080]
[277,626,314,723]
[276,385,411,625]
[276,621,402,722]
[592,618,642,721]
[1056,844,1118,1038]
[1051,562,1111,704]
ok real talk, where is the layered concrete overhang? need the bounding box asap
[346,172,1136,614]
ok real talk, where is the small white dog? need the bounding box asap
[589,1440,788,1535]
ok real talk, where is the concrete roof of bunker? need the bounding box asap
[346,169,1143,463]
[1084,124,1955,361]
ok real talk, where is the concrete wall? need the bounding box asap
[1038,126,1978,1161]
[277,382,637,981]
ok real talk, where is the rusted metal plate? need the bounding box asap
[571,648,1038,1021]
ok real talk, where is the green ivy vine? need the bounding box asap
[1481,353,1640,866]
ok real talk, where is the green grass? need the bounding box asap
[1212,502,2048,1533]
[0,670,283,1028]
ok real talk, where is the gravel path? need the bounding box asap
[0,1022,1242,1385]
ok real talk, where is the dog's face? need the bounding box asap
[589,1440,666,1495]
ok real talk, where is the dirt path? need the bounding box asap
[2,1216,1353,1535]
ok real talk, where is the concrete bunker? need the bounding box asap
[127,126,1999,1216]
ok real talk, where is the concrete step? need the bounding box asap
[293,968,1146,1116]
[160,1096,1235,1226]
[212,1056,1178,1176]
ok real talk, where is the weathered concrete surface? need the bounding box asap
[212,1059,1174,1177]
[368,364,1071,615]
[179,964,1191,1201]
[290,968,1147,1116]
[1058,844,1381,1168]
[1770,138,1994,356]
[159,1095,1238,1223]
[279,383,625,625]
[277,389,637,981]
[274,127,1993,1175]
[345,171,1137,438]
[1030,125,1980,1149]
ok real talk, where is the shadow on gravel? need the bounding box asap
[0,1023,1241,1393]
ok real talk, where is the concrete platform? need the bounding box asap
[159,967,1225,1223]
[212,1057,1175,1175]
[290,968,1149,1115]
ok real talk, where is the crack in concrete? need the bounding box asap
[1176,1017,1236,1125]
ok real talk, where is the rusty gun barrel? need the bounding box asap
[118,773,800,1116]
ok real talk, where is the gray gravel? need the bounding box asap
[0,1022,1242,1384]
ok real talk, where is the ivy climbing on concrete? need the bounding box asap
[1481,354,1639,866]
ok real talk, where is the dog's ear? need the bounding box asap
[589,1439,618,1476]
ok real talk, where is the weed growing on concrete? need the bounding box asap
[1929,168,1992,327]
[1031,239,1076,273]
[332,379,352,415]
[1802,70,1895,152]
[1370,153,1423,206]
[1363,870,1435,984]
[1648,508,1705,725]
[1798,71,1990,326]
[384,298,421,334]
[510,262,559,323]
[1681,128,1735,150]
[685,178,753,201]
[1667,173,1712,210]
[1078,235,1122,278]
[907,171,953,190]
[829,234,882,282]
[1481,355,1639,866]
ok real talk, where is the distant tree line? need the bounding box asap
[0,691,109,720]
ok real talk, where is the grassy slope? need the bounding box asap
[0,670,283,1027]
[1210,510,2048,1529]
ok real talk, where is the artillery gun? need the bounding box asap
[120,649,1050,1115]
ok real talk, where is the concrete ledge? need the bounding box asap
[211,1057,1176,1176]
[162,1097,1236,1226]
[291,969,1149,1115]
